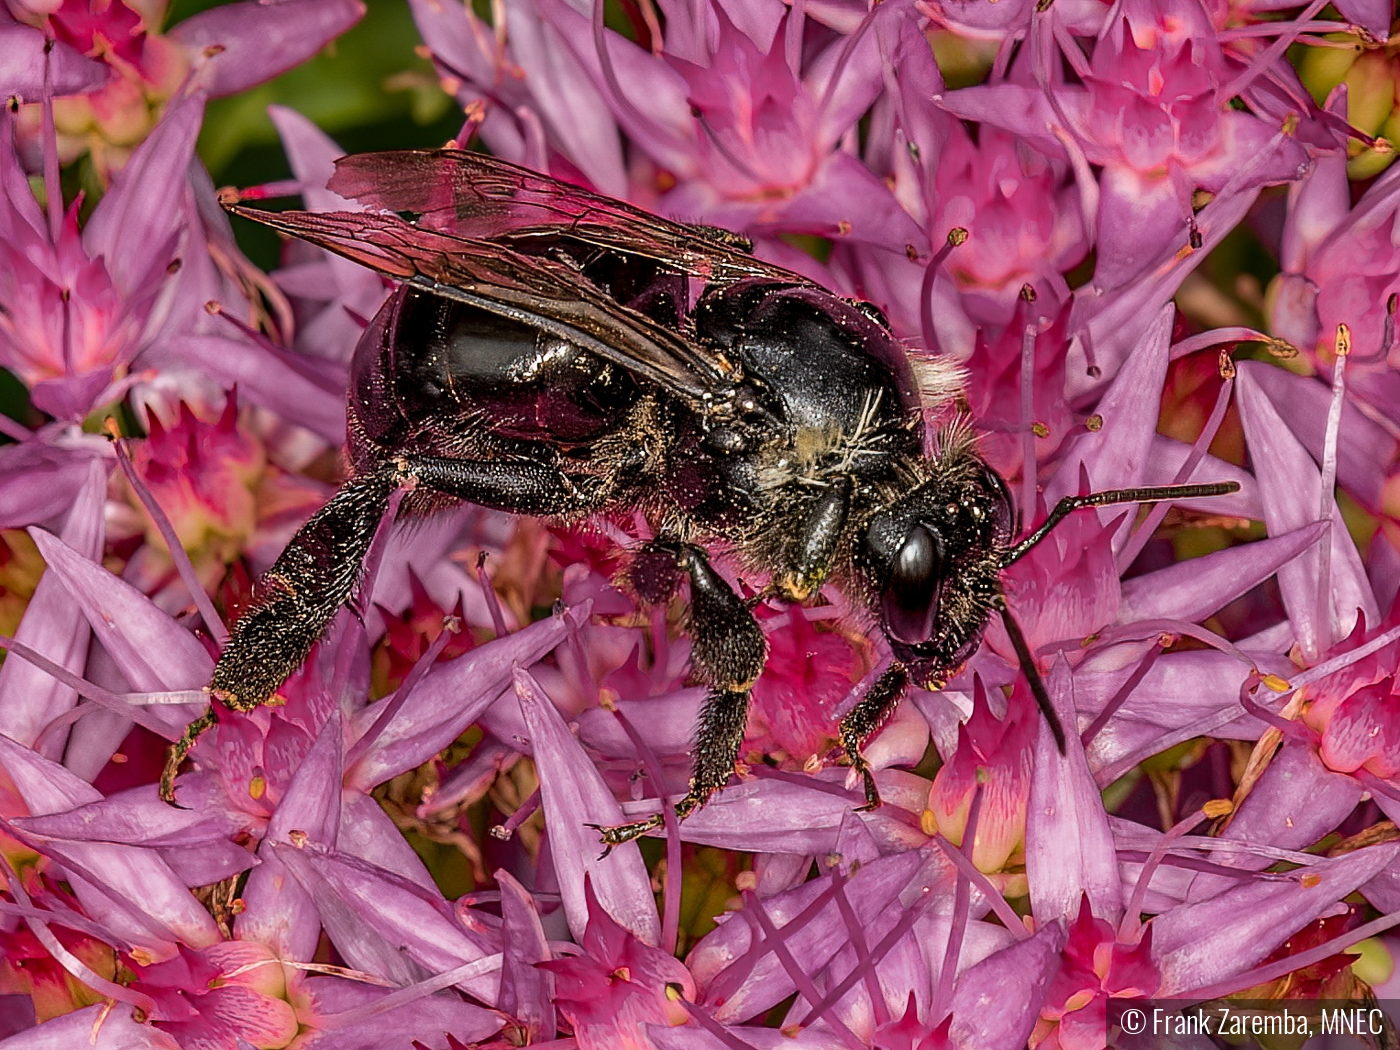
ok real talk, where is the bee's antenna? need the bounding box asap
[997,600,1066,754]
[999,481,1241,568]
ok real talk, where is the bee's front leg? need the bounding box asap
[837,663,909,811]
[598,543,766,848]
[776,477,851,602]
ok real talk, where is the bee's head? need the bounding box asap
[855,464,1013,676]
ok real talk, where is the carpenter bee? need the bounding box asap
[161,149,1237,847]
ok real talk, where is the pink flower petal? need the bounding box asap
[1066,186,1260,393]
[531,0,696,173]
[1155,844,1400,995]
[406,0,499,84]
[808,5,890,151]
[1045,304,1172,518]
[0,1003,179,1049]
[497,869,556,1041]
[513,666,660,945]
[0,443,106,532]
[237,712,344,962]
[169,0,366,97]
[346,603,583,790]
[673,770,925,856]
[1079,651,1275,776]
[0,23,109,100]
[1140,435,1262,518]
[82,93,206,298]
[1118,520,1327,624]
[1192,742,1365,899]
[690,851,939,1023]
[1235,361,1379,658]
[0,460,104,753]
[1239,361,1396,510]
[12,772,248,850]
[1331,0,1392,37]
[273,840,501,1001]
[948,921,1065,1050]
[1278,94,1351,275]
[300,975,502,1048]
[27,528,212,696]
[576,688,705,759]
[0,734,220,954]
[505,0,628,197]
[1025,657,1124,924]
[177,334,347,447]
[338,789,438,891]
[763,151,926,253]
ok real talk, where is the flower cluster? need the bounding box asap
[0,0,1399,1046]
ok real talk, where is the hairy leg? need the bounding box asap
[163,453,593,804]
[838,663,910,810]
[597,542,766,848]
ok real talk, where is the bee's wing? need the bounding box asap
[226,205,738,403]
[326,149,809,287]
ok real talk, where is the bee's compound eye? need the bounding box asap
[880,523,944,646]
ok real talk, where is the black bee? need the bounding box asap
[161,150,1237,846]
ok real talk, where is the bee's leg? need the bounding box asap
[164,462,404,804]
[405,456,595,516]
[777,478,852,601]
[598,543,767,849]
[838,663,910,811]
[159,708,217,807]
[168,455,593,805]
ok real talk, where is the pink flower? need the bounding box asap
[993,505,1121,660]
[9,0,364,178]
[412,0,916,284]
[134,942,301,1049]
[1271,149,1400,424]
[944,0,1310,294]
[960,306,1076,483]
[747,607,872,767]
[926,678,1036,874]
[931,129,1086,327]
[540,880,694,1050]
[0,94,251,421]
[113,394,326,601]
[1315,676,1400,781]
[1033,898,1158,1050]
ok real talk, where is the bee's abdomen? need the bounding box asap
[353,286,640,452]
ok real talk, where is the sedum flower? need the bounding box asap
[0,92,317,429]
[8,0,364,178]
[1031,899,1158,1050]
[112,394,326,605]
[411,0,917,285]
[539,879,694,1050]
[747,607,876,770]
[924,677,1035,876]
[1270,145,1400,425]
[943,0,1311,298]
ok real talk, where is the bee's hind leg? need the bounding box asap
[838,663,909,810]
[597,543,767,849]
